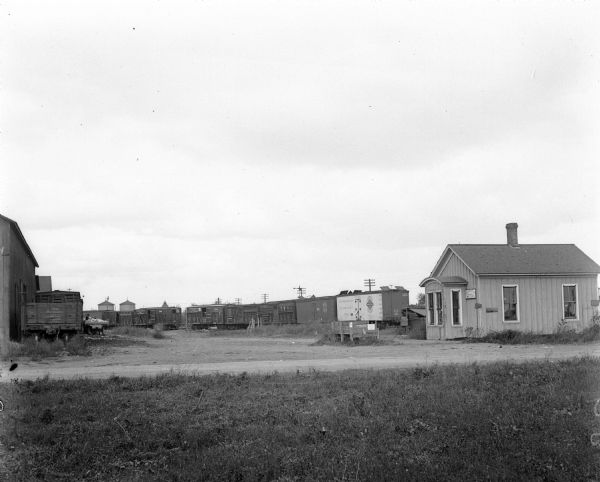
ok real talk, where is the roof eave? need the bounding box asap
[0,214,39,267]
[477,272,600,277]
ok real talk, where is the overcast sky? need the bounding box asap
[1,1,599,310]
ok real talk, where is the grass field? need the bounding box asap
[2,357,599,481]
[466,324,600,345]
[5,335,91,361]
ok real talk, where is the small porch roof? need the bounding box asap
[419,276,468,287]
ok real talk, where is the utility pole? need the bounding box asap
[215,297,222,305]
[261,293,269,303]
[234,298,242,305]
[364,278,376,292]
[293,286,306,298]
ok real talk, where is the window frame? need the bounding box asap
[450,289,462,326]
[427,292,435,326]
[561,284,579,321]
[435,292,443,326]
[502,284,520,323]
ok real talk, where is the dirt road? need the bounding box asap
[3,331,599,381]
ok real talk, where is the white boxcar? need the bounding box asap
[336,293,383,322]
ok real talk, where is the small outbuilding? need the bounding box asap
[0,214,39,346]
[419,223,600,340]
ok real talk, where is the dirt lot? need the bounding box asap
[3,330,599,381]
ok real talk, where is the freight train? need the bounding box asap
[83,306,183,330]
[185,286,409,330]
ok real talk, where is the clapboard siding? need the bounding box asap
[437,253,478,287]
[477,275,597,334]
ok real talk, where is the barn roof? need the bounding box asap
[447,244,600,276]
[0,213,39,267]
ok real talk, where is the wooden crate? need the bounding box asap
[330,321,379,342]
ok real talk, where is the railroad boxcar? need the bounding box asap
[241,303,276,325]
[186,304,246,329]
[296,295,337,324]
[132,306,182,329]
[186,306,204,329]
[25,290,83,338]
[273,299,297,323]
[336,286,409,325]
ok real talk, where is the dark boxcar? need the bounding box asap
[223,304,245,327]
[99,310,118,327]
[296,296,337,324]
[273,299,297,323]
[186,306,206,329]
[381,287,410,325]
[132,306,182,329]
[25,290,83,337]
[118,311,133,326]
[242,303,276,325]
[186,304,246,329]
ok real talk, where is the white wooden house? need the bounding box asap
[419,223,600,340]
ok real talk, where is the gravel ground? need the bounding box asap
[2,330,599,381]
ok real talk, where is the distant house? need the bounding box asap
[0,214,39,344]
[419,223,600,340]
[119,299,135,312]
[98,298,115,311]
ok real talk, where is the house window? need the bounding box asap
[427,293,435,325]
[502,285,519,323]
[451,289,462,326]
[435,292,443,325]
[562,284,578,320]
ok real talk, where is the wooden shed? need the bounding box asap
[0,214,39,346]
[419,223,600,340]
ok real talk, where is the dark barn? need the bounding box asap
[0,214,39,346]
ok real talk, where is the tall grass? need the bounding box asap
[109,326,165,338]
[467,323,600,344]
[4,358,599,481]
[6,335,90,360]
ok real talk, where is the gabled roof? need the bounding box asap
[99,300,114,306]
[120,299,135,305]
[444,244,600,276]
[0,213,39,267]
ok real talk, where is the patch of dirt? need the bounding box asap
[4,330,599,381]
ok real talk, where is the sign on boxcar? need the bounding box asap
[336,293,383,322]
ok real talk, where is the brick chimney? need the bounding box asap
[506,223,518,247]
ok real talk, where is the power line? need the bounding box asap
[261,293,269,303]
[293,286,306,298]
